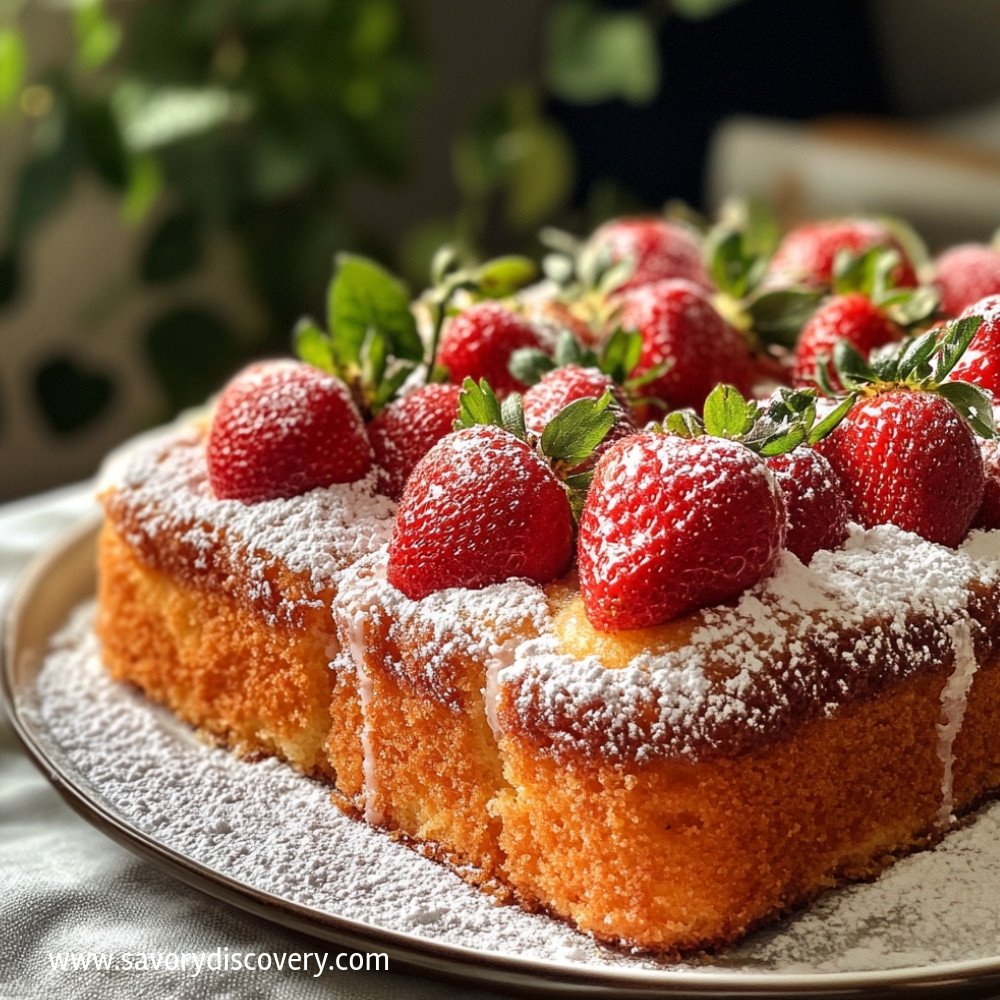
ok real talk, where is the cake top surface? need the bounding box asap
[99,426,396,620]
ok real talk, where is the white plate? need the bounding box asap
[6,520,1000,999]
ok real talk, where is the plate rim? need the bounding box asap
[6,519,1000,998]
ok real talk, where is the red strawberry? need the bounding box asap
[577,433,785,631]
[523,365,635,431]
[769,219,918,289]
[792,292,903,388]
[585,217,711,293]
[207,360,373,503]
[436,302,545,397]
[765,448,849,563]
[523,366,637,470]
[367,383,462,501]
[947,295,1000,398]
[387,425,574,599]
[974,437,1000,529]
[619,279,754,410]
[936,244,1000,317]
[815,389,984,547]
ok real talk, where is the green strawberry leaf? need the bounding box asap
[328,254,423,368]
[746,287,824,347]
[807,394,855,444]
[832,340,878,388]
[895,328,939,383]
[937,380,996,439]
[882,285,939,328]
[456,377,504,431]
[934,315,982,382]
[706,228,751,299]
[598,327,643,383]
[371,361,417,412]
[501,392,529,441]
[553,328,591,367]
[702,383,757,439]
[359,327,388,394]
[509,346,557,385]
[474,255,538,298]
[756,423,808,456]
[663,408,703,438]
[294,317,337,374]
[539,390,616,466]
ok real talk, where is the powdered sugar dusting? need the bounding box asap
[506,523,1000,761]
[24,605,1000,981]
[100,429,396,621]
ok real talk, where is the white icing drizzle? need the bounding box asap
[347,613,383,827]
[937,618,979,829]
[483,639,518,744]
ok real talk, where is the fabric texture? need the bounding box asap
[0,484,498,1000]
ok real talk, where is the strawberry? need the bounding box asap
[523,365,635,437]
[619,279,754,410]
[792,292,903,389]
[812,318,996,547]
[436,302,546,398]
[765,448,849,563]
[769,219,918,289]
[207,361,373,503]
[973,437,1000,530]
[387,379,616,599]
[578,432,785,631]
[577,383,848,631]
[367,383,462,501]
[584,217,711,293]
[935,244,1000,317]
[816,390,982,547]
[387,425,574,599]
[948,295,1000,398]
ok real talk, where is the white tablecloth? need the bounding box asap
[0,484,499,1000]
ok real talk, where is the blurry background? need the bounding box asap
[1,0,999,500]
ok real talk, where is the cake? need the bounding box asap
[96,211,1000,955]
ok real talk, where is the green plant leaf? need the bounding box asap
[937,380,996,439]
[671,0,749,18]
[328,253,422,367]
[547,0,660,104]
[74,0,122,71]
[33,355,115,434]
[140,209,204,284]
[0,29,27,114]
[539,390,615,465]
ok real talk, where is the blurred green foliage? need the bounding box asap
[0,0,744,438]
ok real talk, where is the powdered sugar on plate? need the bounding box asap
[23,603,1000,980]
